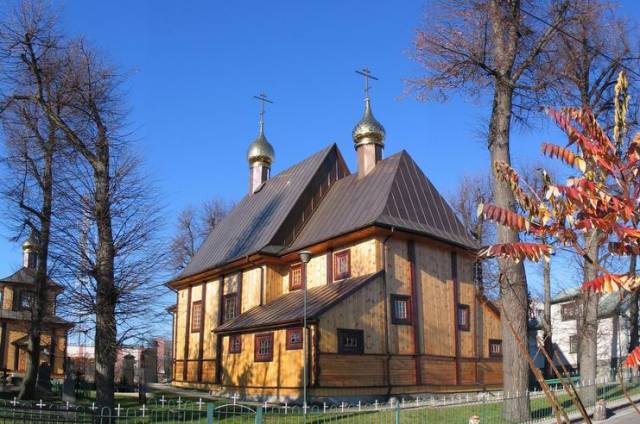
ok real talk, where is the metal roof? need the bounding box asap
[287,150,478,251]
[215,271,383,333]
[178,144,339,280]
[0,268,63,291]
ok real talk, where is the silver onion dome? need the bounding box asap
[352,97,385,148]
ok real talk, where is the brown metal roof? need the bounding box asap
[178,144,343,280]
[287,150,478,252]
[215,271,383,333]
[0,267,64,291]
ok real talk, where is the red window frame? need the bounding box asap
[457,304,470,331]
[286,327,303,350]
[391,294,412,325]
[254,332,274,362]
[222,294,238,323]
[191,301,202,332]
[333,250,351,281]
[229,335,242,354]
[489,339,502,357]
[289,264,305,291]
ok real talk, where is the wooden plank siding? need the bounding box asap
[172,235,503,395]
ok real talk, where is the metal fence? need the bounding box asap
[0,374,639,423]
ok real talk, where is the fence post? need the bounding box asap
[395,402,400,424]
[255,406,263,424]
[207,403,214,424]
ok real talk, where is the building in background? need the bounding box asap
[0,238,73,379]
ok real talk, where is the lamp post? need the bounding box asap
[298,250,311,421]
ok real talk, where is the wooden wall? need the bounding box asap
[220,329,304,389]
[1,324,66,376]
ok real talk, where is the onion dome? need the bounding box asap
[247,121,275,165]
[22,235,38,252]
[352,97,386,148]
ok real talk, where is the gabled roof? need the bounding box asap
[287,150,478,251]
[0,267,63,291]
[178,144,346,280]
[215,271,383,334]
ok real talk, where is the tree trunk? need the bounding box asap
[542,258,554,379]
[629,255,638,352]
[578,229,599,406]
[93,152,116,411]
[18,134,54,400]
[489,80,531,421]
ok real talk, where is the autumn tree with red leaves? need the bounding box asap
[478,71,640,375]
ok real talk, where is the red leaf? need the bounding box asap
[624,346,640,368]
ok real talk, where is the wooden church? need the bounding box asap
[168,80,503,400]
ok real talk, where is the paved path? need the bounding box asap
[600,406,640,423]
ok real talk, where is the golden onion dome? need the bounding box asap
[247,122,275,165]
[22,235,38,251]
[352,98,385,148]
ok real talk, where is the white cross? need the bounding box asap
[303,402,308,413]
[196,398,205,411]
[402,398,405,408]
[90,403,97,411]
[159,395,167,408]
[263,400,268,409]
[374,400,378,410]
[65,401,70,410]
[176,397,182,408]
[358,401,361,411]
[323,402,327,413]
[36,400,46,409]
[10,397,18,407]
[416,398,420,407]
[115,404,123,417]
[341,402,345,413]
[232,393,239,405]
[140,404,147,417]
[284,402,288,415]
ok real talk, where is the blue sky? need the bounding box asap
[0,1,638,301]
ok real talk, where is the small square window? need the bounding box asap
[489,339,502,357]
[562,302,577,321]
[569,335,579,354]
[191,301,202,332]
[334,250,351,281]
[337,329,364,354]
[229,335,242,354]
[286,327,303,350]
[222,294,238,323]
[391,294,412,325]
[255,333,274,362]
[289,264,305,291]
[457,304,470,331]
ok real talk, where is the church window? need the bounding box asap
[286,327,303,350]
[391,294,412,325]
[569,335,579,354]
[289,264,304,291]
[457,304,470,331]
[229,335,242,353]
[223,294,238,323]
[255,333,274,362]
[333,250,351,280]
[561,302,578,321]
[489,339,502,357]
[337,329,364,354]
[191,301,202,332]
[19,291,33,311]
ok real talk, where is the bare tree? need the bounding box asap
[0,1,163,408]
[0,1,69,399]
[169,198,232,272]
[409,1,571,419]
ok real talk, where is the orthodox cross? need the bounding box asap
[355,68,378,99]
[253,93,273,126]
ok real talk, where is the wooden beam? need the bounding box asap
[407,240,422,386]
[182,286,192,382]
[197,282,206,383]
[451,252,461,386]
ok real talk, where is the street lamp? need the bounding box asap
[298,250,311,419]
